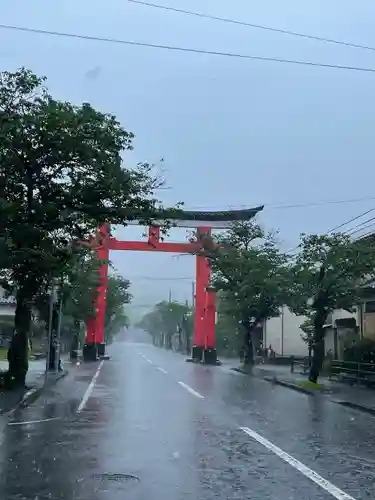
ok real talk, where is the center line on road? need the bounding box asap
[157,366,168,374]
[8,417,61,426]
[146,358,153,364]
[77,360,104,413]
[240,427,356,500]
[178,381,204,399]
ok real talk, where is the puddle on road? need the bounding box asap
[92,473,140,493]
[93,473,140,483]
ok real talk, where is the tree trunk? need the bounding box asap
[8,288,31,388]
[178,326,183,352]
[308,307,328,384]
[71,320,79,348]
[242,319,255,366]
[308,266,330,384]
[166,332,172,350]
[48,304,60,371]
[185,329,191,354]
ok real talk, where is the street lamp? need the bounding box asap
[46,277,66,374]
[46,279,58,374]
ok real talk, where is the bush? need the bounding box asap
[343,338,375,363]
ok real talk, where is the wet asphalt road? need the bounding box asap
[0,333,375,499]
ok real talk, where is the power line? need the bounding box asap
[128,276,193,281]
[126,303,153,307]
[190,196,375,213]
[268,196,375,210]
[357,230,375,240]
[287,207,375,255]
[1,23,375,73]
[344,215,375,234]
[327,208,375,233]
[128,0,375,53]
[347,221,375,237]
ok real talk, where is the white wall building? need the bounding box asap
[263,304,373,359]
[263,306,308,357]
[0,287,16,347]
[0,287,16,317]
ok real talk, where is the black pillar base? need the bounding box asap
[203,348,220,365]
[186,346,220,365]
[83,344,98,362]
[97,342,106,357]
[191,345,203,362]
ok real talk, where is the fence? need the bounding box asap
[330,360,375,386]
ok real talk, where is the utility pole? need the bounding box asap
[168,287,172,303]
[55,290,63,372]
[46,280,58,374]
[192,281,195,307]
[281,305,284,356]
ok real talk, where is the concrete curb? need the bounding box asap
[15,370,69,411]
[230,367,252,375]
[333,400,375,416]
[263,376,375,415]
[263,375,314,395]
[230,365,375,414]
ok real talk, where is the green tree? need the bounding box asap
[289,233,375,383]
[137,307,165,346]
[0,68,166,385]
[31,248,101,355]
[104,275,132,343]
[139,301,193,352]
[35,257,131,349]
[202,221,291,366]
[215,293,241,356]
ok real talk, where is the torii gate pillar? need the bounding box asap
[191,228,216,363]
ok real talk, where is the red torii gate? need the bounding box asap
[83,207,263,364]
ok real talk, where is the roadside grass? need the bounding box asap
[298,380,326,391]
[0,347,33,361]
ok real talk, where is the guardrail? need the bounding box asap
[330,360,375,386]
[290,356,311,374]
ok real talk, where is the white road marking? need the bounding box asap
[8,417,61,426]
[178,381,204,399]
[240,427,356,500]
[77,360,104,413]
[157,367,168,375]
[146,358,153,364]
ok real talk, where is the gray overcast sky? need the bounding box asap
[2,0,375,316]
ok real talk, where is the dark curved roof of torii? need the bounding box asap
[158,205,264,222]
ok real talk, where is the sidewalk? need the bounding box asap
[232,362,375,415]
[0,358,69,415]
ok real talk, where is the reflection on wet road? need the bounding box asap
[0,337,374,499]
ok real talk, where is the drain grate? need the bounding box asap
[93,473,140,483]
